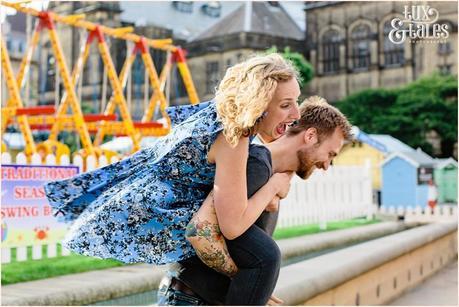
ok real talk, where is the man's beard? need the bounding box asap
[296,148,317,180]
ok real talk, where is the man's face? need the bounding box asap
[296,128,345,179]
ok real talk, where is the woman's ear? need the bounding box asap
[303,127,318,145]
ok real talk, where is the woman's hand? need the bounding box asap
[265,195,280,212]
[267,295,284,305]
[271,172,293,199]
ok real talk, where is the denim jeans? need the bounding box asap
[157,288,207,306]
[157,277,208,306]
[172,213,281,305]
[224,223,281,305]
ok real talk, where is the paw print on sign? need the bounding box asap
[34,226,50,241]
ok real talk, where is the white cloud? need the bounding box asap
[0,1,49,23]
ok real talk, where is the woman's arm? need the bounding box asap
[208,134,291,240]
[185,191,238,277]
[186,192,281,277]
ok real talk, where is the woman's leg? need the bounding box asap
[224,224,281,305]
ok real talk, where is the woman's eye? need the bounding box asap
[281,104,290,109]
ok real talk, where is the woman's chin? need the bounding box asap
[268,133,281,142]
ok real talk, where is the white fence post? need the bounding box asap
[86,154,97,172]
[32,245,42,260]
[1,248,11,263]
[364,159,374,220]
[278,164,375,229]
[73,154,84,173]
[1,152,12,163]
[16,247,27,262]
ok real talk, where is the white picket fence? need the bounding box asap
[1,152,375,263]
[278,162,374,229]
[379,205,458,223]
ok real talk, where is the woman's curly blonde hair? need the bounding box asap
[215,53,300,147]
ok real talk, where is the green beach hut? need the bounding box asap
[434,158,458,204]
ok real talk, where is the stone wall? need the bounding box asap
[305,1,458,102]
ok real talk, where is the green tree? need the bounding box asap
[394,73,457,157]
[338,88,399,134]
[266,47,314,86]
[337,74,458,158]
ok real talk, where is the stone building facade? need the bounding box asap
[304,1,458,102]
[185,1,304,102]
[2,12,40,107]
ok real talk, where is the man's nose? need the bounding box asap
[322,160,330,171]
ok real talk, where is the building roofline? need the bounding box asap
[381,152,420,168]
[436,158,458,169]
[304,1,342,11]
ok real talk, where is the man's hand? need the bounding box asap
[267,295,284,306]
[265,195,280,212]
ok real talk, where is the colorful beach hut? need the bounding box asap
[381,149,436,209]
[434,158,458,204]
[333,127,415,190]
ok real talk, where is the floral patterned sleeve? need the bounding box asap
[166,100,213,126]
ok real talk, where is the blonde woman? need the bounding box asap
[44,53,301,278]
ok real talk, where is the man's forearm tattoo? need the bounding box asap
[186,192,238,277]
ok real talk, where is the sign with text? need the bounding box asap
[417,167,434,185]
[1,164,79,247]
[389,5,450,44]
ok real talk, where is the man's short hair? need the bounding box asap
[287,96,353,141]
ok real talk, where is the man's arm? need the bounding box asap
[185,191,238,277]
[185,154,272,277]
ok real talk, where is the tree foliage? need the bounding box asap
[337,73,458,158]
[266,46,314,86]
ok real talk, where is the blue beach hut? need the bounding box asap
[381,149,436,209]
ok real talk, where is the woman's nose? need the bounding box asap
[290,104,300,120]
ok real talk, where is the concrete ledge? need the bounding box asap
[0,221,412,306]
[274,221,458,305]
[278,221,409,259]
[1,265,168,306]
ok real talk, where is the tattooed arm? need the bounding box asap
[185,191,238,277]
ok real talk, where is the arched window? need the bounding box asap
[351,24,371,70]
[438,20,454,55]
[172,1,193,13]
[383,21,404,66]
[6,37,12,52]
[322,30,341,73]
[438,42,452,55]
[201,2,221,18]
[45,54,56,91]
[206,61,220,94]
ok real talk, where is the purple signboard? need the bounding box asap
[1,164,79,247]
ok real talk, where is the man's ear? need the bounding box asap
[303,127,318,145]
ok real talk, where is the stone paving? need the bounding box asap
[389,259,458,306]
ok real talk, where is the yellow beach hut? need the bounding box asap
[333,127,416,203]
